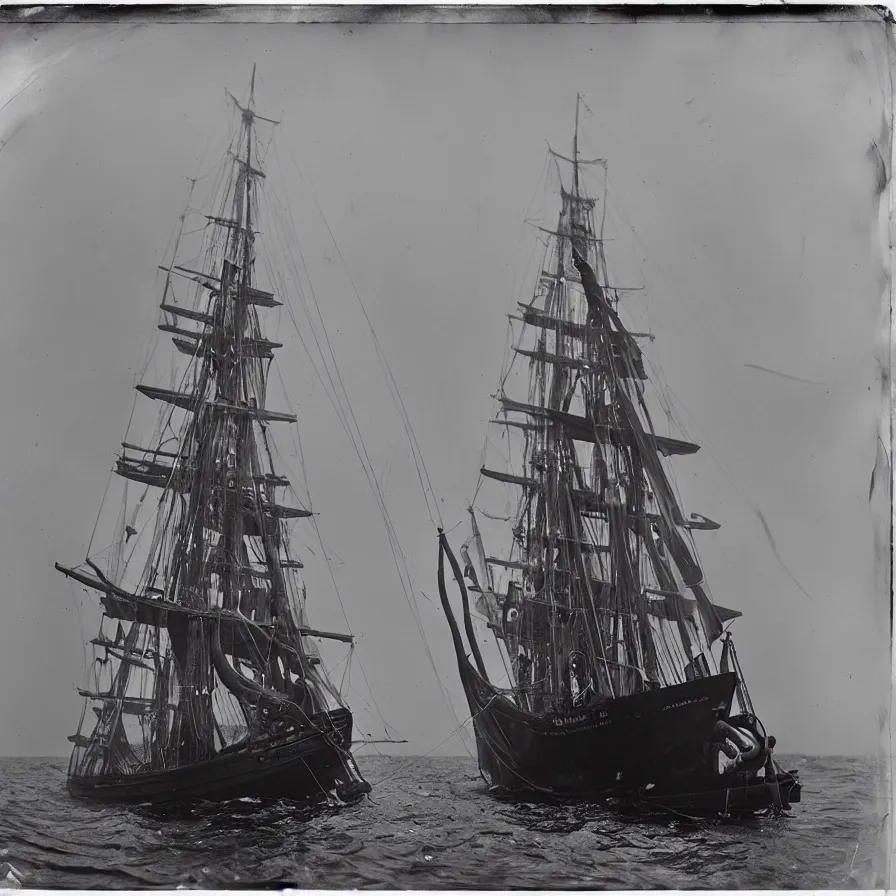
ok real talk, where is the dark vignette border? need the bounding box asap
[0,4,891,25]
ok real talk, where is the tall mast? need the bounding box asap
[59,67,361,781]
[222,66,252,625]
[478,112,730,710]
[573,93,581,197]
[244,63,256,275]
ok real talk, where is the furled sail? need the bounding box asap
[58,69,364,789]
[135,385,297,423]
[468,140,733,715]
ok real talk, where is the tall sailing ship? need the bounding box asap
[438,103,802,814]
[56,69,371,806]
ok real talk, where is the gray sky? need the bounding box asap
[0,17,890,758]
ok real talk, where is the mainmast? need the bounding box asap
[572,94,581,197]
[475,111,732,715]
[60,67,356,778]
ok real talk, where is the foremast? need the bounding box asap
[472,100,735,716]
[59,68,355,781]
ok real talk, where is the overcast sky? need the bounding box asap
[0,14,890,760]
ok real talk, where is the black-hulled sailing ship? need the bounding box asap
[438,102,802,815]
[56,68,371,806]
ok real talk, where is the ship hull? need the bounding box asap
[67,708,364,806]
[459,660,800,813]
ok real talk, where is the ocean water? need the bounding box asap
[0,754,886,890]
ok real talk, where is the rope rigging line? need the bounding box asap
[84,180,200,565]
[94,145,238,584]
[252,163,471,753]
[185,143,454,749]
[275,140,444,532]
[269,242,426,554]
[270,362,399,737]
[369,692,500,789]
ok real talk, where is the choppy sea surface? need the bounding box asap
[0,754,886,890]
